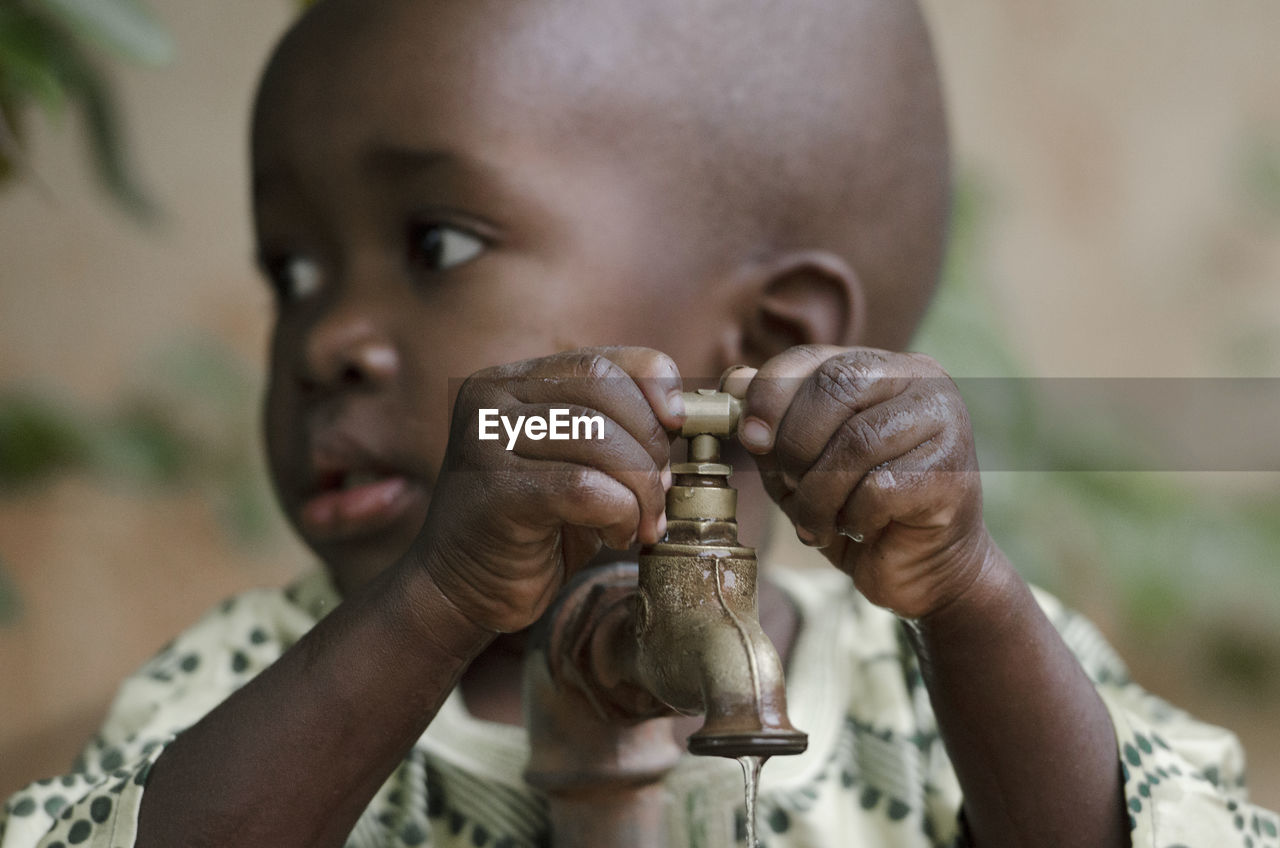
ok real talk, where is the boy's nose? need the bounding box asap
[299,307,400,393]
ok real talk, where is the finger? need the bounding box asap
[737,345,846,454]
[721,366,795,506]
[751,447,795,516]
[787,384,953,546]
[521,463,643,552]
[515,347,685,429]
[589,346,686,432]
[497,350,676,473]
[719,365,756,399]
[836,428,979,547]
[770,351,937,485]
[502,402,667,544]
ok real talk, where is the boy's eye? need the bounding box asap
[264,255,324,304]
[409,223,485,272]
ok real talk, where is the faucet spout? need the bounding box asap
[631,502,807,758]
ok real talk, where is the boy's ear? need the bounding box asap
[720,251,866,367]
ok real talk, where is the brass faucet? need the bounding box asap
[524,388,807,843]
[526,389,806,784]
[631,388,808,757]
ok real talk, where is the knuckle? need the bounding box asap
[558,350,616,382]
[454,372,490,408]
[649,350,680,381]
[813,356,878,409]
[562,466,600,503]
[793,344,834,369]
[839,413,882,456]
[626,345,674,372]
[561,466,625,515]
[580,352,618,382]
[868,463,898,493]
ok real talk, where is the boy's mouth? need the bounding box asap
[298,461,424,545]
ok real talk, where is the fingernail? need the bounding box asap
[721,366,757,399]
[795,525,819,546]
[739,416,772,451]
[666,390,686,419]
[661,463,673,490]
[656,513,668,540]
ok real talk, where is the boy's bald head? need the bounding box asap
[260,0,948,350]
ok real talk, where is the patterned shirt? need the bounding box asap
[2,565,1276,847]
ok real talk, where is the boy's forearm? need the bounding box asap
[907,541,1130,848]
[136,556,494,848]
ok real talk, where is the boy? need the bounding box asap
[3,0,1274,845]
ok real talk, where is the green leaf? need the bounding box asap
[90,402,191,484]
[27,0,173,66]
[0,10,71,115]
[0,554,21,627]
[0,7,158,216]
[0,391,92,487]
[72,55,157,219]
[0,100,18,183]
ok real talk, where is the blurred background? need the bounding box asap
[1,0,1278,809]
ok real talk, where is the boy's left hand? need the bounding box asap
[728,345,995,620]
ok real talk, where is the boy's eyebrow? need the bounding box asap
[251,147,469,207]
[361,145,462,178]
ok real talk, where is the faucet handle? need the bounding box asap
[676,389,741,468]
[678,389,741,438]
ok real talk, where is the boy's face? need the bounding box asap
[253,0,721,586]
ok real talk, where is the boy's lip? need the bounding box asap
[295,435,429,544]
[298,473,422,543]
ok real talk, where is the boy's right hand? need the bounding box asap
[412,347,684,634]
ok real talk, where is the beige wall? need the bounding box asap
[2,0,1277,807]
[929,0,1280,378]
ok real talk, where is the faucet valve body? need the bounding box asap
[633,390,808,758]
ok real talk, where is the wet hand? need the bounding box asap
[414,347,683,633]
[725,345,993,620]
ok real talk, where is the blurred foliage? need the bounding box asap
[0,337,278,539]
[0,0,172,217]
[0,553,18,625]
[0,338,283,624]
[0,387,187,487]
[915,176,1280,691]
[1240,133,1280,219]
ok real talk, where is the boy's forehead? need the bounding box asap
[256,0,652,145]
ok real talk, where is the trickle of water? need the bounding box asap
[737,755,769,847]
